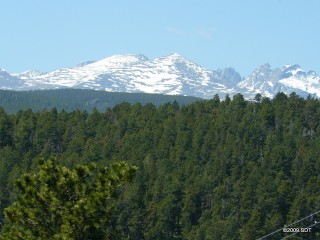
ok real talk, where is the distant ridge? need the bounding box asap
[0,89,201,114]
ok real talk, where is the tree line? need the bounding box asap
[0,89,200,114]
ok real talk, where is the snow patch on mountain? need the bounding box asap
[15,70,46,79]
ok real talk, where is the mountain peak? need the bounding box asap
[111,54,148,61]
[154,53,199,70]
[261,63,271,69]
[17,70,44,79]
[250,63,273,77]
[95,54,149,65]
[159,53,189,62]
[132,54,149,61]
[281,64,304,78]
[167,52,184,57]
[283,64,301,69]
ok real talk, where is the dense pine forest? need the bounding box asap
[0,89,200,114]
[1,92,320,239]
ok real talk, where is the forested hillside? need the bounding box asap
[1,92,320,239]
[0,89,200,114]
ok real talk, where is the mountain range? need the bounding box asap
[1,53,319,99]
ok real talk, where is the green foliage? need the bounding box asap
[0,158,136,240]
[1,92,320,239]
[0,89,200,114]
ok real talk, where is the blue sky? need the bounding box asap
[0,0,319,76]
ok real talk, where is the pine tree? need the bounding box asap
[0,158,137,240]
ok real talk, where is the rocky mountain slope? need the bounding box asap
[1,54,319,99]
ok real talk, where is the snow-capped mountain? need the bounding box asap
[0,68,26,90]
[0,54,319,99]
[238,63,320,98]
